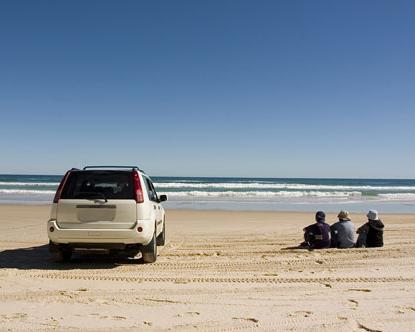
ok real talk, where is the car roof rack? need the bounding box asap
[82,166,144,172]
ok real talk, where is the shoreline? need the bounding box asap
[0,203,415,215]
[0,201,415,214]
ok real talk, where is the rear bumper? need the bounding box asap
[47,219,154,246]
[48,241,139,252]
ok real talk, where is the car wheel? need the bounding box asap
[156,219,166,246]
[141,229,157,263]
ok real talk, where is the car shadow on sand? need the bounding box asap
[0,244,145,270]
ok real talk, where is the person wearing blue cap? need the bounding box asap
[301,211,331,249]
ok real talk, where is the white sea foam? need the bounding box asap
[1,181,414,192]
[154,182,415,191]
[378,193,415,200]
[163,191,363,198]
[0,189,55,194]
[0,182,59,186]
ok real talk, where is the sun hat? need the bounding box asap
[315,211,326,223]
[367,210,379,221]
[337,210,350,220]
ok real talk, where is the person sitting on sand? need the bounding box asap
[301,211,331,249]
[356,210,385,248]
[330,210,355,248]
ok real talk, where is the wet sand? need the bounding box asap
[0,205,415,331]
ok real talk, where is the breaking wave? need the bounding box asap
[154,182,415,191]
[0,189,56,194]
[0,182,59,186]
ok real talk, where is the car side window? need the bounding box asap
[144,177,158,202]
[149,180,159,201]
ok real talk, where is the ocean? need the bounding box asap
[1,174,415,213]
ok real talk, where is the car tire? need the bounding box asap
[141,229,157,263]
[56,249,72,262]
[156,219,166,246]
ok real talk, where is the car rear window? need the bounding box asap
[60,171,134,200]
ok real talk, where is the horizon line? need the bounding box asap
[0,173,414,181]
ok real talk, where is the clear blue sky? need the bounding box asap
[0,1,414,178]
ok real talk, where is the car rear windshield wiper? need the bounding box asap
[76,191,108,202]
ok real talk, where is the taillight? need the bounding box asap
[132,171,144,203]
[53,170,71,203]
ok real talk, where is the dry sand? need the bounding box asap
[0,205,414,331]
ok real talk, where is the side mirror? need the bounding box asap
[159,194,167,202]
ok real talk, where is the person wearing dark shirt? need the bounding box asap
[302,211,331,249]
[356,210,385,248]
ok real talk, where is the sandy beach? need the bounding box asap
[0,205,414,331]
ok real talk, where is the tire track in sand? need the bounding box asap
[28,273,414,284]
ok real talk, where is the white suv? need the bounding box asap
[47,166,166,263]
